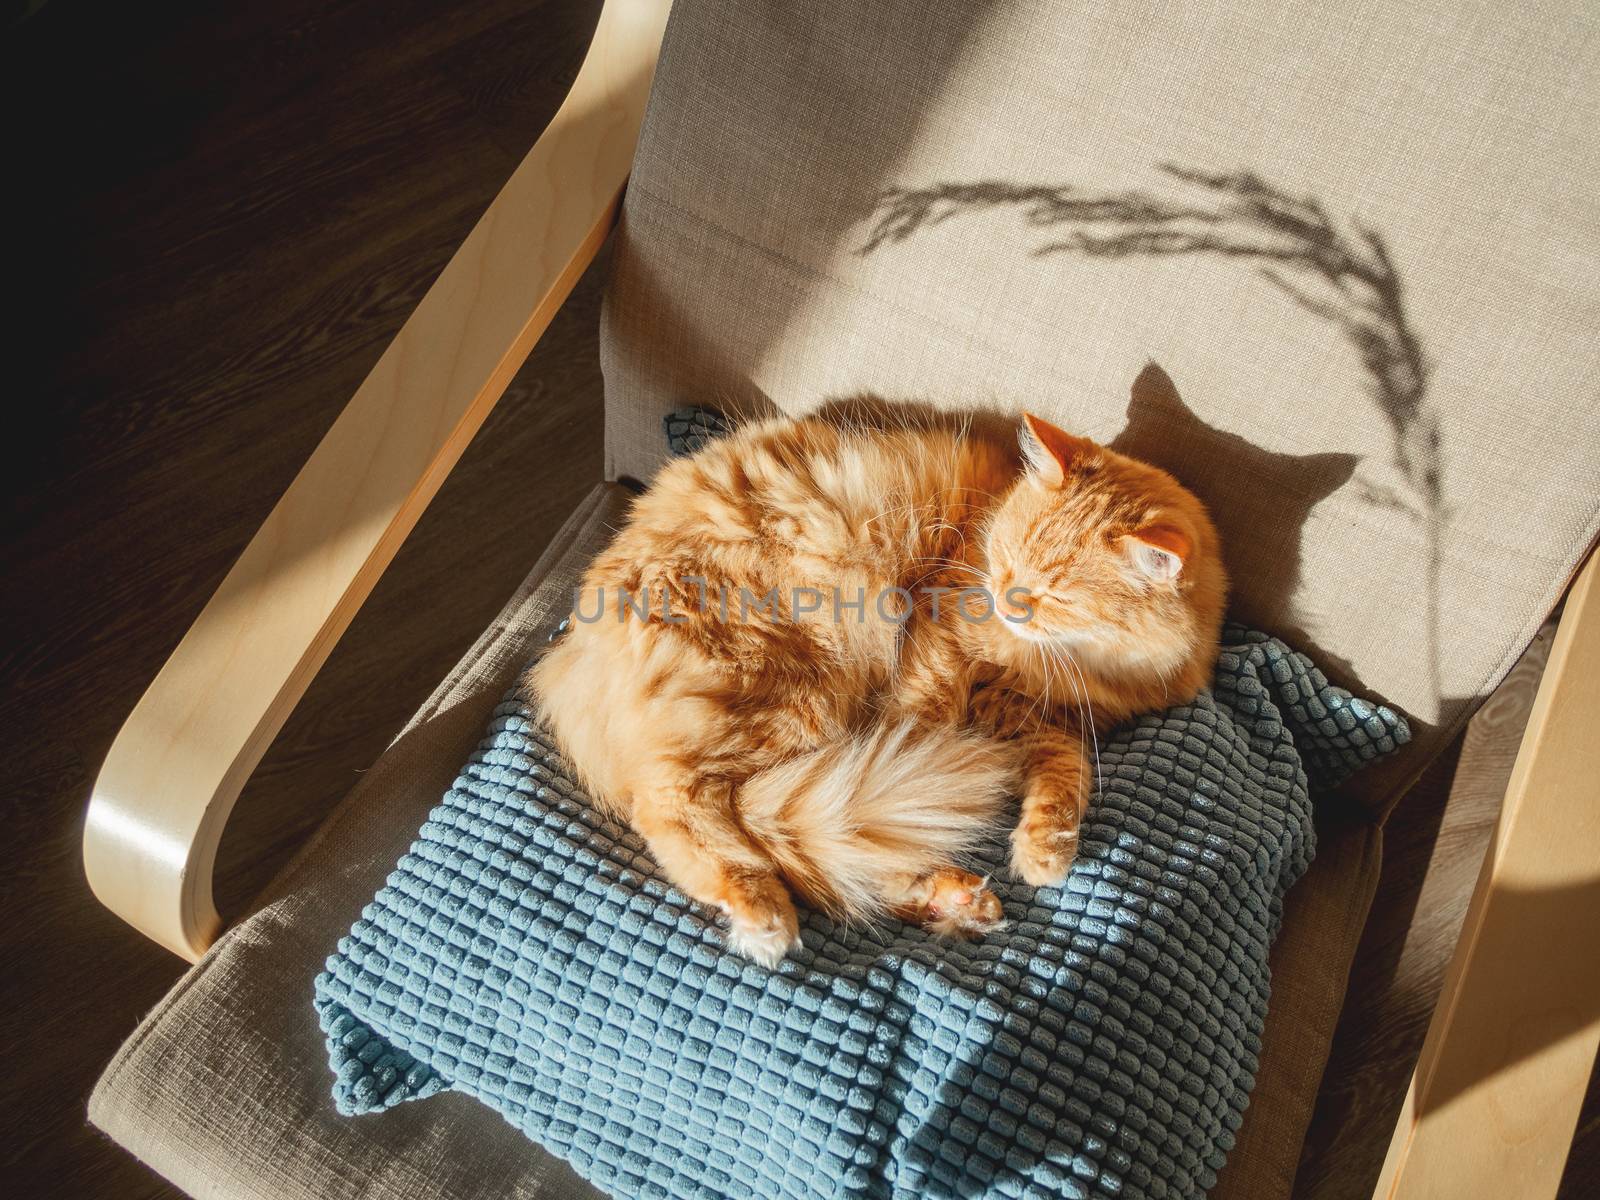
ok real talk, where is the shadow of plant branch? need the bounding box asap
[864,166,1445,705]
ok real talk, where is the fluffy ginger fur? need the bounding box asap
[529,411,1225,965]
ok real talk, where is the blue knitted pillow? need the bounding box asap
[315,623,1406,1200]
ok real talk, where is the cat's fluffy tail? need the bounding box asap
[737,720,1016,922]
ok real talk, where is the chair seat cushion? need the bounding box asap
[313,626,1405,1200]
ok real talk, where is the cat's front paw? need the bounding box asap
[1008,818,1079,887]
[719,881,801,968]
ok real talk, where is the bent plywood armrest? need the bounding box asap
[84,0,673,961]
[1376,548,1600,1200]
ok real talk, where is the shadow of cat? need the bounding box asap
[1111,363,1362,687]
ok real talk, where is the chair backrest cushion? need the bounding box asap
[600,0,1600,786]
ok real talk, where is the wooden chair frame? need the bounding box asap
[82,1,1598,1195]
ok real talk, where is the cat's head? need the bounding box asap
[983,413,1227,666]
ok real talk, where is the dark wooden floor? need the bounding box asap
[2,2,1594,1198]
[3,2,608,1195]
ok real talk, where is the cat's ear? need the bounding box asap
[1124,524,1190,583]
[1020,413,1093,488]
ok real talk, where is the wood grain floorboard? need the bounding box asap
[3,2,1594,1198]
[2,2,604,1197]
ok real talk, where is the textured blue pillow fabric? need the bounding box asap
[315,627,1405,1200]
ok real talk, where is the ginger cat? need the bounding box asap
[529,411,1225,965]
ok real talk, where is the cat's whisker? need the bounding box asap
[1043,643,1081,750]
[1033,648,1057,735]
[862,486,998,536]
[908,558,985,577]
[1023,643,1053,733]
[1056,646,1104,805]
[1048,644,1089,760]
[912,557,984,575]
[863,500,932,530]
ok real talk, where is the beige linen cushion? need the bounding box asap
[602,0,1600,794]
[89,484,628,1200]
